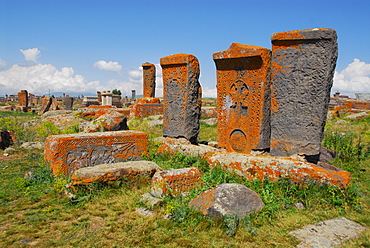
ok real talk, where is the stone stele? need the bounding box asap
[142,62,156,98]
[160,53,202,144]
[213,43,271,153]
[270,28,338,157]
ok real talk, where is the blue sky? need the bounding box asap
[1,0,369,97]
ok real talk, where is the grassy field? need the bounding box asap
[0,110,369,247]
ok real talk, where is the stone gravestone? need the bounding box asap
[44,130,149,176]
[17,90,28,112]
[64,97,74,110]
[142,62,156,98]
[160,53,202,144]
[213,43,271,153]
[270,28,338,158]
[39,96,53,114]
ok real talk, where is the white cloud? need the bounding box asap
[93,60,122,72]
[202,87,217,98]
[332,58,370,96]
[0,64,99,95]
[0,59,8,70]
[20,48,40,63]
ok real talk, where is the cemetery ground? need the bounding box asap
[0,109,369,247]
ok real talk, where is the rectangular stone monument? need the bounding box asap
[270,28,338,157]
[17,90,28,107]
[142,62,156,98]
[64,97,74,110]
[160,53,202,144]
[44,130,149,176]
[213,43,271,153]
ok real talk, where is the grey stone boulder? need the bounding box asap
[290,217,366,247]
[71,161,162,185]
[21,142,44,150]
[84,113,129,133]
[189,183,264,220]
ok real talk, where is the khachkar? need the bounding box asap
[213,43,271,153]
[18,90,29,112]
[160,53,202,144]
[142,62,156,98]
[270,28,338,157]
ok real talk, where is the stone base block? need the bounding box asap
[44,130,148,176]
[151,167,202,197]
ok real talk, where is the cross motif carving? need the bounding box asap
[229,80,249,116]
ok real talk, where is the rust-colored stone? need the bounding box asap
[17,90,28,107]
[142,62,156,98]
[213,43,271,153]
[44,130,149,176]
[151,167,202,197]
[39,96,53,114]
[160,53,202,144]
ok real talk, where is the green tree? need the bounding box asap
[112,89,121,95]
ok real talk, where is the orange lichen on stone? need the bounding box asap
[160,53,201,144]
[151,167,202,197]
[213,43,271,153]
[44,130,149,176]
[142,62,156,98]
[129,97,163,119]
[17,90,28,107]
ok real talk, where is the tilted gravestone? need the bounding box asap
[160,53,202,144]
[270,28,338,157]
[142,62,156,98]
[213,43,271,153]
[44,130,148,176]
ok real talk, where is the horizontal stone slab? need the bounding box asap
[44,130,148,176]
[71,161,162,185]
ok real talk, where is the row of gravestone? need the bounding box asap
[159,28,338,159]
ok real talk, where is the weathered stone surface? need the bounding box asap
[64,97,74,110]
[290,217,366,247]
[44,130,149,176]
[83,113,129,133]
[345,111,368,119]
[189,183,264,220]
[17,90,28,107]
[141,193,163,206]
[20,142,44,150]
[151,167,202,197]
[39,96,53,114]
[71,161,161,185]
[200,118,217,125]
[319,147,335,163]
[207,152,351,188]
[129,97,163,119]
[142,62,156,98]
[270,28,338,157]
[156,137,218,158]
[213,43,271,153]
[160,53,202,144]
[201,107,217,118]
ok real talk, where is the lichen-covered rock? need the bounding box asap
[213,43,271,153]
[207,152,351,188]
[270,28,338,157]
[160,53,202,144]
[71,161,162,185]
[290,217,366,247]
[189,183,264,220]
[0,131,15,149]
[83,113,129,133]
[44,130,149,176]
[151,167,202,197]
[142,62,156,98]
[21,142,44,150]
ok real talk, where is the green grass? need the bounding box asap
[0,110,369,247]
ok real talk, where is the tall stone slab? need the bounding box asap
[213,43,271,153]
[160,53,202,144]
[142,62,156,98]
[270,28,338,157]
[64,97,74,110]
[44,130,149,176]
[18,90,28,107]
